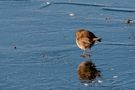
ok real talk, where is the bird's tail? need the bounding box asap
[93,37,102,42]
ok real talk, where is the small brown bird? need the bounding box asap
[76,29,101,56]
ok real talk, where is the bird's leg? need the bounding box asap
[85,49,91,57]
[83,50,86,55]
[81,50,91,58]
[80,50,86,58]
[86,49,91,54]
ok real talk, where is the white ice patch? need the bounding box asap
[84,83,89,86]
[113,75,118,78]
[46,2,51,5]
[69,13,75,17]
[97,80,103,83]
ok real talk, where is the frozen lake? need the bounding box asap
[0,0,135,90]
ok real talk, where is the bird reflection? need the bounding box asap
[77,60,101,84]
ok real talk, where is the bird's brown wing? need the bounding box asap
[78,38,93,49]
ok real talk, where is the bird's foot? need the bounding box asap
[80,53,91,58]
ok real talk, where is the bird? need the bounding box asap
[76,29,101,57]
[126,19,134,24]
